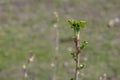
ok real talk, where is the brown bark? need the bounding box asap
[74,37,80,80]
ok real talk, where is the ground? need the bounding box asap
[0,0,120,80]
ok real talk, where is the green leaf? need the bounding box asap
[80,41,88,49]
[70,51,76,58]
[70,78,75,80]
[79,64,85,69]
[68,20,74,28]
[79,21,87,29]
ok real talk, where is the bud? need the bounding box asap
[22,64,26,69]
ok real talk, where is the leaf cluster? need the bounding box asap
[68,20,86,33]
[80,41,88,49]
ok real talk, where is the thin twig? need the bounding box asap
[51,11,59,80]
[74,36,80,80]
[22,51,35,80]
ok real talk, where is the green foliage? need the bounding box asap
[70,51,76,58]
[79,64,85,69]
[68,19,87,80]
[68,20,86,33]
[80,41,88,49]
[70,78,75,80]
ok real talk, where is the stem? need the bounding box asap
[53,23,59,79]
[68,20,87,80]
[74,35,80,80]
[51,12,59,80]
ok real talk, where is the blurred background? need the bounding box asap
[0,0,120,80]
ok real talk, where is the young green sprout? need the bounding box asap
[68,20,88,80]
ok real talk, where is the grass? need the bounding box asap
[0,0,120,80]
